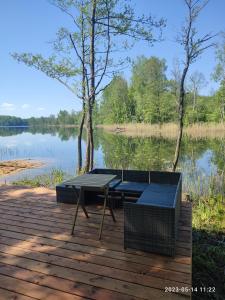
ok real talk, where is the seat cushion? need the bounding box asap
[146,183,177,193]
[114,181,149,193]
[137,184,177,207]
[109,178,121,189]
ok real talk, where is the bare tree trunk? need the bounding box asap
[84,101,94,172]
[172,66,188,172]
[76,2,87,174]
[85,132,91,172]
[77,107,85,173]
[221,98,224,123]
[84,0,96,172]
[193,88,196,111]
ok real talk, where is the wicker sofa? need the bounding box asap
[56,168,182,256]
[124,171,182,256]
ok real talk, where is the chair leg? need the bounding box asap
[99,187,108,240]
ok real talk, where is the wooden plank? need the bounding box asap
[0,262,140,300]
[0,217,191,259]
[0,187,191,299]
[0,199,191,231]
[0,208,192,246]
[0,204,192,240]
[0,253,187,300]
[0,224,191,273]
[0,234,191,284]
[0,274,86,300]
[0,246,191,295]
[0,288,36,300]
[0,205,191,264]
[0,202,192,244]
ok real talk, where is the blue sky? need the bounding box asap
[0,0,224,118]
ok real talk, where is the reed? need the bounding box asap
[97,122,225,139]
[12,168,66,188]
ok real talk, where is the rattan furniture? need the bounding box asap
[56,168,182,255]
[63,173,117,240]
[124,171,182,256]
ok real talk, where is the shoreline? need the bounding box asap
[0,159,44,177]
[97,122,225,139]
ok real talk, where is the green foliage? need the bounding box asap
[99,76,133,124]
[192,194,225,299]
[130,56,171,123]
[12,168,66,188]
[193,195,225,232]
[97,54,225,125]
[12,53,78,80]
[192,229,225,300]
[212,33,225,83]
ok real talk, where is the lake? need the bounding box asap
[0,126,224,195]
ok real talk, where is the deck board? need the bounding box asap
[0,185,192,299]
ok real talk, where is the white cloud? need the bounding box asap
[21,103,30,109]
[0,102,15,111]
[37,107,45,111]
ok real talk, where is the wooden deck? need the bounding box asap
[0,185,192,300]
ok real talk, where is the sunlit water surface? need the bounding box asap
[0,127,224,194]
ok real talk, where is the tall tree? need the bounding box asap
[130,56,168,123]
[172,0,216,171]
[13,0,165,172]
[100,75,131,123]
[212,33,225,122]
[188,71,206,111]
[169,58,182,107]
[186,71,206,123]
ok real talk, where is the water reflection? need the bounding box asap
[0,126,224,195]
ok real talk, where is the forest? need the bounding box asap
[1,47,225,127]
[0,110,80,127]
[98,55,225,124]
[1,51,224,127]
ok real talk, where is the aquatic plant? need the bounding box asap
[12,168,66,188]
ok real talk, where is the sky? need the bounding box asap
[0,0,224,118]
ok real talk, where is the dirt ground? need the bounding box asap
[0,159,43,176]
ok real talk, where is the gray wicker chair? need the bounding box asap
[124,172,182,256]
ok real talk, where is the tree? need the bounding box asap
[13,0,165,172]
[212,33,225,122]
[172,0,216,171]
[188,71,206,110]
[170,58,182,104]
[99,75,131,124]
[186,71,206,123]
[130,56,168,123]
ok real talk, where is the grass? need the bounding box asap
[192,190,225,299]
[12,168,66,188]
[188,171,225,299]
[98,122,225,139]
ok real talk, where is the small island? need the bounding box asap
[0,159,43,176]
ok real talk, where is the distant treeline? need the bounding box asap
[0,110,81,127]
[0,115,28,126]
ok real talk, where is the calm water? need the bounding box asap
[0,126,224,193]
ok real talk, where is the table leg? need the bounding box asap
[81,204,89,218]
[71,186,82,235]
[108,197,116,223]
[99,187,108,240]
